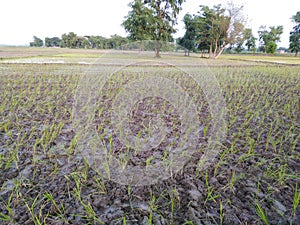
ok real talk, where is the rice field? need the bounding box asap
[0,47,299,224]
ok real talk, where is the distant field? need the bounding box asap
[223,54,300,65]
[1,46,299,65]
[0,47,299,225]
[0,46,107,58]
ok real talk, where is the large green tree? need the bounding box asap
[122,0,184,57]
[86,36,107,49]
[108,34,129,49]
[258,25,283,53]
[60,32,78,48]
[177,13,198,56]
[289,11,300,57]
[122,0,154,41]
[30,36,43,47]
[45,37,61,47]
[244,28,256,52]
[234,28,255,53]
[60,32,91,49]
[195,4,246,59]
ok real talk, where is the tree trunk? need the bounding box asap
[213,39,218,57]
[295,50,298,57]
[209,43,213,58]
[154,40,161,57]
[214,46,226,59]
[155,47,161,58]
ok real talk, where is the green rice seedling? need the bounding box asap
[11,178,24,201]
[71,172,104,224]
[0,212,12,223]
[203,125,209,138]
[146,156,154,171]
[219,200,224,225]
[43,192,68,223]
[0,154,4,169]
[93,175,107,194]
[40,122,64,153]
[147,191,158,225]
[183,221,194,225]
[119,152,130,170]
[229,170,236,192]
[264,163,288,186]
[292,183,300,217]
[3,122,12,140]
[247,138,255,155]
[166,187,180,224]
[81,201,104,224]
[254,201,269,225]
[0,192,14,223]
[277,164,288,186]
[213,147,228,176]
[68,136,77,161]
[81,158,90,183]
[108,135,113,154]
[50,161,60,176]
[123,215,127,225]
[25,195,46,225]
[205,171,220,204]
[127,184,133,209]
[71,172,82,200]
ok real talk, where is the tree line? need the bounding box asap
[30,33,129,50]
[30,0,300,58]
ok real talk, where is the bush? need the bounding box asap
[266,41,277,54]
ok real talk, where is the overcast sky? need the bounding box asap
[0,0,299,47]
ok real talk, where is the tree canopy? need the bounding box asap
[122,0,184,57]
[289,11,300,57]
[41,32,128,49]
[177,13,198,56]
[179,3,247,58]
[45,37,61,47]
[258,25,283,53]
[244,28,256,52]
[30,36,43,47]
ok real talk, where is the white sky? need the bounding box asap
[0,0,299,47]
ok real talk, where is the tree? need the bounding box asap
[178,12,211,57]
[81,38,91,49]
[178,13,197,56]
[266,41,277,54]
[258,25,283,53]
[196,5,227,58]
[45,37,61,47]
[75,36,87,48]
[86,36,107,49]
[234,28,254,53]
[289,11,300,57]
[30,36,43,47]
[244,29,256,52]
[122,0,184,57]
[289,32,300,56]
[60,33,92,49]
[122,0,154,41]
[108,34,129,49]
[60,32,78,48]
[195,3,246,59]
